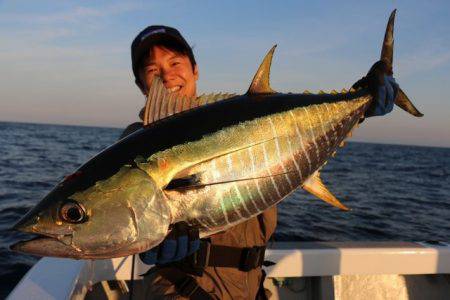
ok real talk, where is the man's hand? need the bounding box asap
[352,60,399,118]
[139,222,200,265]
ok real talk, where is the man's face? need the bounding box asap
[139,45,199,99]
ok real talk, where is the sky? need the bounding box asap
[0,0,449,147]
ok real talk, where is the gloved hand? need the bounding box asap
[352,60,399,117]
[139,222,200,265]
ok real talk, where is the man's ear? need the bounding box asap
[194,64,199,81]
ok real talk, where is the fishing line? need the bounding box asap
[129,254,135,300]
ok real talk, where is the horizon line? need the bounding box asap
[1,119,448,150]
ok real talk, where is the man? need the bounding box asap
[125,25,398,299]
[126,25,277,300]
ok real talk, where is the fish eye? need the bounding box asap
[59,201,87,223]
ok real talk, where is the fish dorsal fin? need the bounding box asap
[143,77,237,126]
[143,76,187,126]
[302,171,349,211]
[381,9,396,75]
[247,45,277,95]
[197,92,237,106]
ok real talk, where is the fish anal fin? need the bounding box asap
[395,88,424,117]
[247,45,277,95]
[302,172,349,211]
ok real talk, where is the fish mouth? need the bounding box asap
[9,236,83,259]
[9,234,86,259]
[10,233,123,259]
[10,232,139,259]
[10,218,80,257]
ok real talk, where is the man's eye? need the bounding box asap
[171,61,181,67]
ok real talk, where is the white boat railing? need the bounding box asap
[7,241,450,300]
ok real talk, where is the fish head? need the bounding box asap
[11,166,172,259]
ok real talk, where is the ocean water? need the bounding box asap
[1,121,449,297]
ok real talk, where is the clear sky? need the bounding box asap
[0,0,449,147]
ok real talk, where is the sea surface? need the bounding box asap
[1,121,449,298]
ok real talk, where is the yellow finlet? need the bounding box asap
[303,90,311,94]
[247,45,277,94]
[339,141,346,147]
[331,89,338,95]
[318,90,325,94]
[302,171,349,211]
[349,87,356,93]
[341,88,348,93]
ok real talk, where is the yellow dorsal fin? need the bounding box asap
[247,45,277,94]
[302,171,349,211]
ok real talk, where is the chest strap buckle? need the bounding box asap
[239,246,266,272]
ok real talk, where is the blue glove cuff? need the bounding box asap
[372,75,398,116]
[139,224,200,265]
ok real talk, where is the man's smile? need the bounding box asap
[167,85,182,93]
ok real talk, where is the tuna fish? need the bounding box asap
[11,10,422,259]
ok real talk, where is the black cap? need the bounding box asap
[131,25,195,84]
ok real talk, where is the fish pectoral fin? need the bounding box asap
[247,45,277,95]
[143,77,236,126]
[165,173,202,190]
[302,171,349,211]
[165,171,297,191]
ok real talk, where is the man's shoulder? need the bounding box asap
[119,122,143,140]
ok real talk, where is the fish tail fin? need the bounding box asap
[381,9,424,117]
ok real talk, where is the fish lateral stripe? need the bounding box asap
[261,142,282,198]
[248,147,270,209]
[303,107,321,165]
[268,117,294,190]
[288,110,312,174]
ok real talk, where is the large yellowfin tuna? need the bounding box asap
[11,10,422,259]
